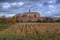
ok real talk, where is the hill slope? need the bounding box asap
[0,23,60,40]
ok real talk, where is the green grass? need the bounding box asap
[0,37,59,40]
[0,37,44,40]
[0,24,11,30]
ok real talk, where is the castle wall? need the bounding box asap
[15,12,46,22]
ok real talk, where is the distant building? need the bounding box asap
[15,9,46,22]
[53,18,60,20]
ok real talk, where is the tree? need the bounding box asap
[1,15,6,24]
[11,16,16,24]
[56,20,60,22]
[36,20,42,22]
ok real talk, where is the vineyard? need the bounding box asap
[0,23,60,40]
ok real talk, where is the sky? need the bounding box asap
[0,0,60,17]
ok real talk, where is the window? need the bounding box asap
[34,15,36,17]
[22,15,27,17]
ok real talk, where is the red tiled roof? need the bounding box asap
[19,17,46,21]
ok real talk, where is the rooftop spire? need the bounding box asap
[29,8,31,12]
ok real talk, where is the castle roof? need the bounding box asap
[20,17,46,21]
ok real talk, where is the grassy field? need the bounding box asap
[0,24,11,31]
[0,23,60,40]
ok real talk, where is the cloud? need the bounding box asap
[0,0,60,17]
[0,12,4,17]
[0,0,41,3]
[2,3,11,9]
[56,0,60,4]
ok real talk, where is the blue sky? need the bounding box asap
[0,0,60,17]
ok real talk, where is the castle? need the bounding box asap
[15,9,46,22]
